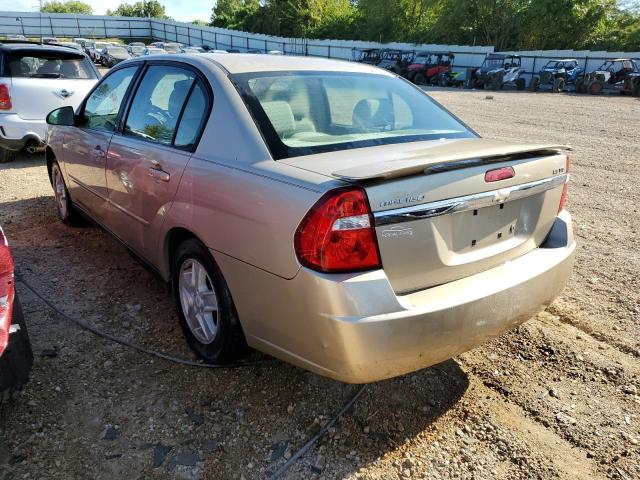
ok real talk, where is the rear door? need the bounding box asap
[104,63,210,258]
[4,48,98,119]
[63,66,138,218]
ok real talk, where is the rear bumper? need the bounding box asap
[0,114,46,152]
[222,212,575,384]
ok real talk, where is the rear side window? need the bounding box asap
[124,65,197,146]
[4,51,97,79]
[174,82,208,148]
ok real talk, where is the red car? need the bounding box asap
[407,52,454,85]
[0,225,32,401]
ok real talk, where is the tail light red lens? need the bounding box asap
[295,187,382,273]
[0,84,12,111]
[558,154,570,213]
[0,228,15,356]
[485,166,515,182]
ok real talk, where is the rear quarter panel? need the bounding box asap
[158,64,341,280]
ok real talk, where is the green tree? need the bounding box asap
[107,1,168,19]
[41,0,93,14]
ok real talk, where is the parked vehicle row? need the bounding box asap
[356,48,640,96]
[357,48,459,87]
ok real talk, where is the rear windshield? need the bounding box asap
[3,50,97,79]
[233,71,475,159]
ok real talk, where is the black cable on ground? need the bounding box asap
[267,384,368,480]
[15,273,272,369]
[17,272,369,479]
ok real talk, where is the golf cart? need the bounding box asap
[469,54,526,90]
[356,48,382,65]
[531,59,583,92]
[576,59,640,96]
[405,51,454,86]
[377,49,415,76]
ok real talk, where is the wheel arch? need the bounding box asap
[164,227,207,283]
[45,146,56,184]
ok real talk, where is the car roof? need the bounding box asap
[196,53,392,75]
[0,41,84,53]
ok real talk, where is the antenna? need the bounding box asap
[39,0,43,44]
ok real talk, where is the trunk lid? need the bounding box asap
[282,138,569,294]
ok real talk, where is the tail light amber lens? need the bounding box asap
[295,187,381,273]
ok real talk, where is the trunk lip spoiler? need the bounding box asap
[332,144,572,181]
[374,173,568,226]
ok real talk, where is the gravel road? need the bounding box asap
[0,89,638,480]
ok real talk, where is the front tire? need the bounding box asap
[414,73,426,85]
[172,239,246,364]
[51,162,81,226]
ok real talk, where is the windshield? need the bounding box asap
[482,57,504,69]
[233,71,474,159]
[5,51,97,79]
[108,47,128,55]
[130,46,144,53]
[412,54,433,65]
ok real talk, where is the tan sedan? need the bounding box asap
[45,54,575,383]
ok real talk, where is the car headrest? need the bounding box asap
[261,101,295,139]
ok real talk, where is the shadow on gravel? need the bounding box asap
[0,152,45,170]
[1,192,470,480]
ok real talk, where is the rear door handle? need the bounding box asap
[93,145,105,159]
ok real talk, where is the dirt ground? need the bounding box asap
[0,89,638,480]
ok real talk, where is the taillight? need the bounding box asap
[558,154,570,213]
[0,84,12,111]
[295,187,381,273]
[0,227,15,356]
[485,166,515,182]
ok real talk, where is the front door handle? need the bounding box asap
[148,165,170,182]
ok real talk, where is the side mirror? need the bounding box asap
[46,106,75,126]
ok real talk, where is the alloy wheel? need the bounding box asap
[178,258,219,344]
[53,166,68,219]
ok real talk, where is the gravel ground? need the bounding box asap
[0,89,638,480]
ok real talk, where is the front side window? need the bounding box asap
[82,66,136,132]
[124,66,196,145]
[234,71,474,159]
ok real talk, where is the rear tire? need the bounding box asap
[633,80,640,97]
[553,77,565,93]
[589,80,604,95]
[575,78,585,94]
[515,78,525,90]
[414,73,426,85]
[172,239,246,364]
[0,147,16,163]
[51,162,81,226]
[529,77,539,92]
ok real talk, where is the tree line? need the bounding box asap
[40,0,640,51]
[211,0,640,51]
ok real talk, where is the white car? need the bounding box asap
[0,42,99,162]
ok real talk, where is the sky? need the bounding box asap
[0,0,213,22]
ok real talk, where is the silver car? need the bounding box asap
[45,54,575,383]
